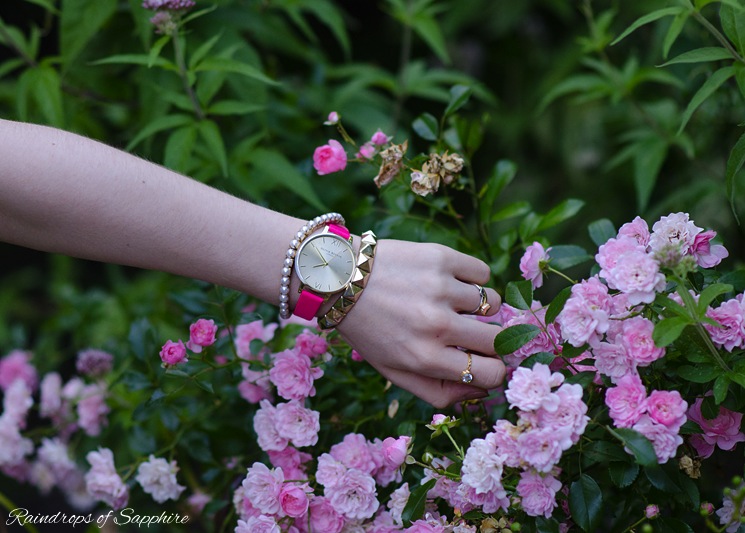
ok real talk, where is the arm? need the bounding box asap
[0,119,505,407]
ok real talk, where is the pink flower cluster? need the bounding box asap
[313,119,392,175]
[159,317,219,367]
[84,448,129,510]
[605,372,687,463]
[238,425,412,530]
[704,296,745,352]
[0,347,119,510]
[135,455,186,503]
[555,213,727,349]
[457,363,588,518]
[237,324,327,405]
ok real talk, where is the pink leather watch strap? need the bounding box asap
[295,290,325,320]
[327,223,350,239]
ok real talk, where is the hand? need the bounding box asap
[336,239,505,408]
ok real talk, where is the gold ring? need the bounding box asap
[470,284,491,316]
[461,351,474,384]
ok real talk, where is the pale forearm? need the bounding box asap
[0,119,302,304]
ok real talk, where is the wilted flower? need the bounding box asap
[410,170,439,196]
[373,140,407,188]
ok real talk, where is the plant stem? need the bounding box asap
[172,31,205,120]
[692,10,745,64]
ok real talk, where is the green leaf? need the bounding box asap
[198,120,228,177]
[148,34,171,68]
[653,317,691,347]
[28,66,64,127]
[92,53,175,70]
[535,517,561,533]
[657,517,695,533]
[697,283,734,315]
[126,114,194,151]
[607,427,658,466]
[662,11,691,59]
[721,4,745,57]
[547,245,592,270]
[660,46,734,66]
[545,286,572,324]
[537,199,584,231]
[444,84,472,117]
[207,100,264,116]
[609,461,639,488]
[494,324,542,356]
[728,370,745,390]
[188,32,222,70]
[490,201,531,223]
[714,374,730,404]
[247,148,326,212]
[520,352,556,368]
[412,113,439,141]
[410,12,450,65]
[479,159,518,222]
[24,0,59,12]
[645,464,681,493]
[633,137,668,213]
[679,66,736,134]
[588,218,616,247]
[301,0,352,59]
[505,280,533,310]
[582,441,629,465]
[164,125,198,173]
[726,131,745,224]
[401,478,436,526]
[677,364,721,383]
[611,7,686,45]
[128,318,153,361]
[60,0,117,65]
[129,424,156,454]
[194,57,279,85]
[538,74,607,112]
[569,474,603,532]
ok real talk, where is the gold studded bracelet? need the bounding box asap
[318,230,377,330]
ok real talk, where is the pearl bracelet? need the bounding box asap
[278,212,345,319]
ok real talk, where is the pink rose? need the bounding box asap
[356,142,376,160]
[381,436,411,469]
[159,340,187,366]
[519,242,550,288]
[605,372,647,428]
[313,140,347,175]
[621,316,665,366]
[516,470,562,518]
[0,350,38,392]
[235,320,278,360]
[370,129,391,146]
[617,216,650,247]
[646,390,687,430]
[279,483,310,518]
[274,400,320,448]
[269,350,323,401]
[330,433,376,474]
[186,318,217,353]
[324,111,340,125]
[242,462,284,516]
[687,397,745,458]
[326,469,379,520]
[632,415,683,463]
[690,229,728,268]
[308,496,344,533]
[294,330,328,359]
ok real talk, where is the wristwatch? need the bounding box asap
[293,223,356,320]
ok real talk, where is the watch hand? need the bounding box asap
[310,243,328,266]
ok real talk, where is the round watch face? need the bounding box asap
[295,233,355,293]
